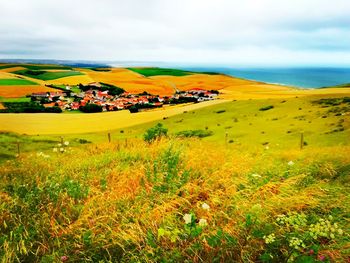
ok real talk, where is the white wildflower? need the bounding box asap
[251,173,262,178]
[183,213,192,224]
[64,141,69,146]
[57,143,62,147]
[60,147,65,152]
[288,161,295,166]
[201,203,210,210]
[198,218,208,227]
[53,148,58,152]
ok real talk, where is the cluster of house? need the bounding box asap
[30,84,218,112]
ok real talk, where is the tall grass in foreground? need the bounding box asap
[0,138,349,262]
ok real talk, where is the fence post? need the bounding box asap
[16,140,20,157]
[300,132,304,150]
[60,136,64,145]
[108,133,111,143]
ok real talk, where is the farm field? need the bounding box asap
[0,79,38,85]
[14,70,84,81]
[0,100,226,135]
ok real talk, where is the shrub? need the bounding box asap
[259,105,274,111]
[143,123,168,143]
[176,129,213,138]
[79,104,103,113]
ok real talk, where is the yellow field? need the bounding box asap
[0,100,226,134]
[0,85,58,98]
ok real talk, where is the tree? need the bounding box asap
[79,103,103,113]
[143,123,168,143]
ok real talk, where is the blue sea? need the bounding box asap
[180,67,350,89]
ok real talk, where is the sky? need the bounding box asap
[0,0,350,67]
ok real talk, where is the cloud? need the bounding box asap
[0,0,350,66]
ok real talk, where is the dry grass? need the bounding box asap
[0,138,349,262]
[0,85,59,98]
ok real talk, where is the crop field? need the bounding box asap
[14,70,85,81]
[0,100,226,135]
[0,64,72,70]
[0,85,59,98]
[0,79,38,86]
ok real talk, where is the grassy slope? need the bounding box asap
[0,137,349,262]
[0,79,38,86]
[14,70,84,81]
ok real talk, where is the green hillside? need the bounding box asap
[0,94,349,262]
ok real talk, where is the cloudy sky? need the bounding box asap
[1,0,350,66]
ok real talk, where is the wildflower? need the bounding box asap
[61,255,68,262]
[53,148,58,152]
[201,203,210,210]
[263,233,276,244]
[60,148,65,152]
[251,173,261,178]
[183,213,192,224]
[288,161,295,166]
[318,255,325,261]
[64,141,69,146]
[58,143,62,147]
[198,218,208,227]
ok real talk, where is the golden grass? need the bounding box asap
[48,74,94,85]
[0,100,226,134]
[0,72,21,79]
[0,85,58,98]
[2,138,348,261]
[0,66,26,73]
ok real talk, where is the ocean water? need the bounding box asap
[181,67,350,89]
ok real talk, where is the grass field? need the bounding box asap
[0,97,31,103]
[0,79,38,86]
[0,130,349,262]
[0,64,350,261]
[14,70,84,81]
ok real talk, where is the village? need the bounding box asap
[30,82,219,113]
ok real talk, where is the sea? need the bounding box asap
[179,67,350,89]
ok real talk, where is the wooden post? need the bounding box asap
[300,132,304,150]
[16,141,20,157]
[60,136,64,145]
[108,133,111,143]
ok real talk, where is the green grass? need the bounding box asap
[104,95,350,149]
[0,78,38,85]
[14,70,84,81]
[321,83,350,89]
[0,97,31,103]
[127,67,221,77]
